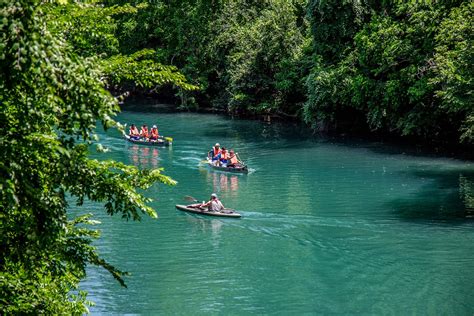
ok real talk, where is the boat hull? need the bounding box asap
[175,204,242,218]
[206,159,248,173]
[125,135,171,146]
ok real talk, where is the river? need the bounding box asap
[81,108,474,314]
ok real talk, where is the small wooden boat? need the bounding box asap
[206,158,248,173]
[175,204,242,218]
[124,135,172,147]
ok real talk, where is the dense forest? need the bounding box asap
[24,0,474,145]
[41,0,471,145]
[1,0,472,313]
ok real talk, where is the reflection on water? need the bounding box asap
[182,214,224,249]
[84,110,474,315]
[129,145,160,169]
[204,171,240,197]
[389,168,474,221]
[460,175,474,216]
[182,214,223,239]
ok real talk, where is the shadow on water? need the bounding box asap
[201,118,317,146]
[388,168,474,223]
[120,97,473,158]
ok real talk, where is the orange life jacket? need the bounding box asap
[151,128,159,138]
[130,126,139,136]
[140,127,149,137]
[229,155,238,164]
[213,147,221,157]
[221,151,228,160]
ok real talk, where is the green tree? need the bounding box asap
[213,0,310,115]
[45,1,198,96]
[305,0,473,144]
[0,0,180,313]
[307,0,369,64]
[431,1,474,142]
[111,0,311,114]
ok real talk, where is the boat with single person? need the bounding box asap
[124,134,172,147]
[175,204,242,218]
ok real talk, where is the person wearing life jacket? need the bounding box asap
[227,149,239,167]
[200,193,225,212]
[140,124,149,139]
[209,143,222,164]
[129,124,140,139]
[150,125,159,141]
[220,147,229,166]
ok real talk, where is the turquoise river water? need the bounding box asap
[81,109,474,314]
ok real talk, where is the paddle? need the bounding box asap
[183,195,237,214]
[236,153,246,165]
[184,196,208,210]
[184,195,199,203]
[201,152,213,163]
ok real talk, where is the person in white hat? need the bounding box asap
[208,143,222,165]
[150,124,159,140]
[201,193,225,212]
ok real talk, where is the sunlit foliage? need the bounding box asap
[304,0,473,143]
[0,0,176,313]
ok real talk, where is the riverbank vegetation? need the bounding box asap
[1,0,472,313]
[72,0,471,146]
[31,0,474,145]
[1,0,191,313]
[305,0,473,145]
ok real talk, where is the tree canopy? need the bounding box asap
[1,0,472,313]
[0,0,192,313]
[100,0,472,145]
[304,0,473,143]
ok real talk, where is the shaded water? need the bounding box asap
[82,110,474,314]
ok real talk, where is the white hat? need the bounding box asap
[215,143,220,147]
[153,125,157,128]
[211,193,218,198]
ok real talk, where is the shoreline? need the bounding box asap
[119,97,474,161]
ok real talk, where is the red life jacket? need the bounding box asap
[151,128,159,138]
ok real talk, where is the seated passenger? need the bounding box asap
[129,124,140,140]
[209,143,222,164]
[228,150,240,167]
[200,193,225,212]
[150,125,159,140]
[220,147,229,166]
[140,124,149,139]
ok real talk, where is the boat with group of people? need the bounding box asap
[124,123,245,218]
[125,124,173,146]
[175,143,245,217]
[179,143,247,217]
[206,143,248,173]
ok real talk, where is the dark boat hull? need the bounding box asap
[206,159,248,173]
[175,205,242,218]
[125,135,171,147]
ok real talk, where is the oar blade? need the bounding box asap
[184,195,198,202]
